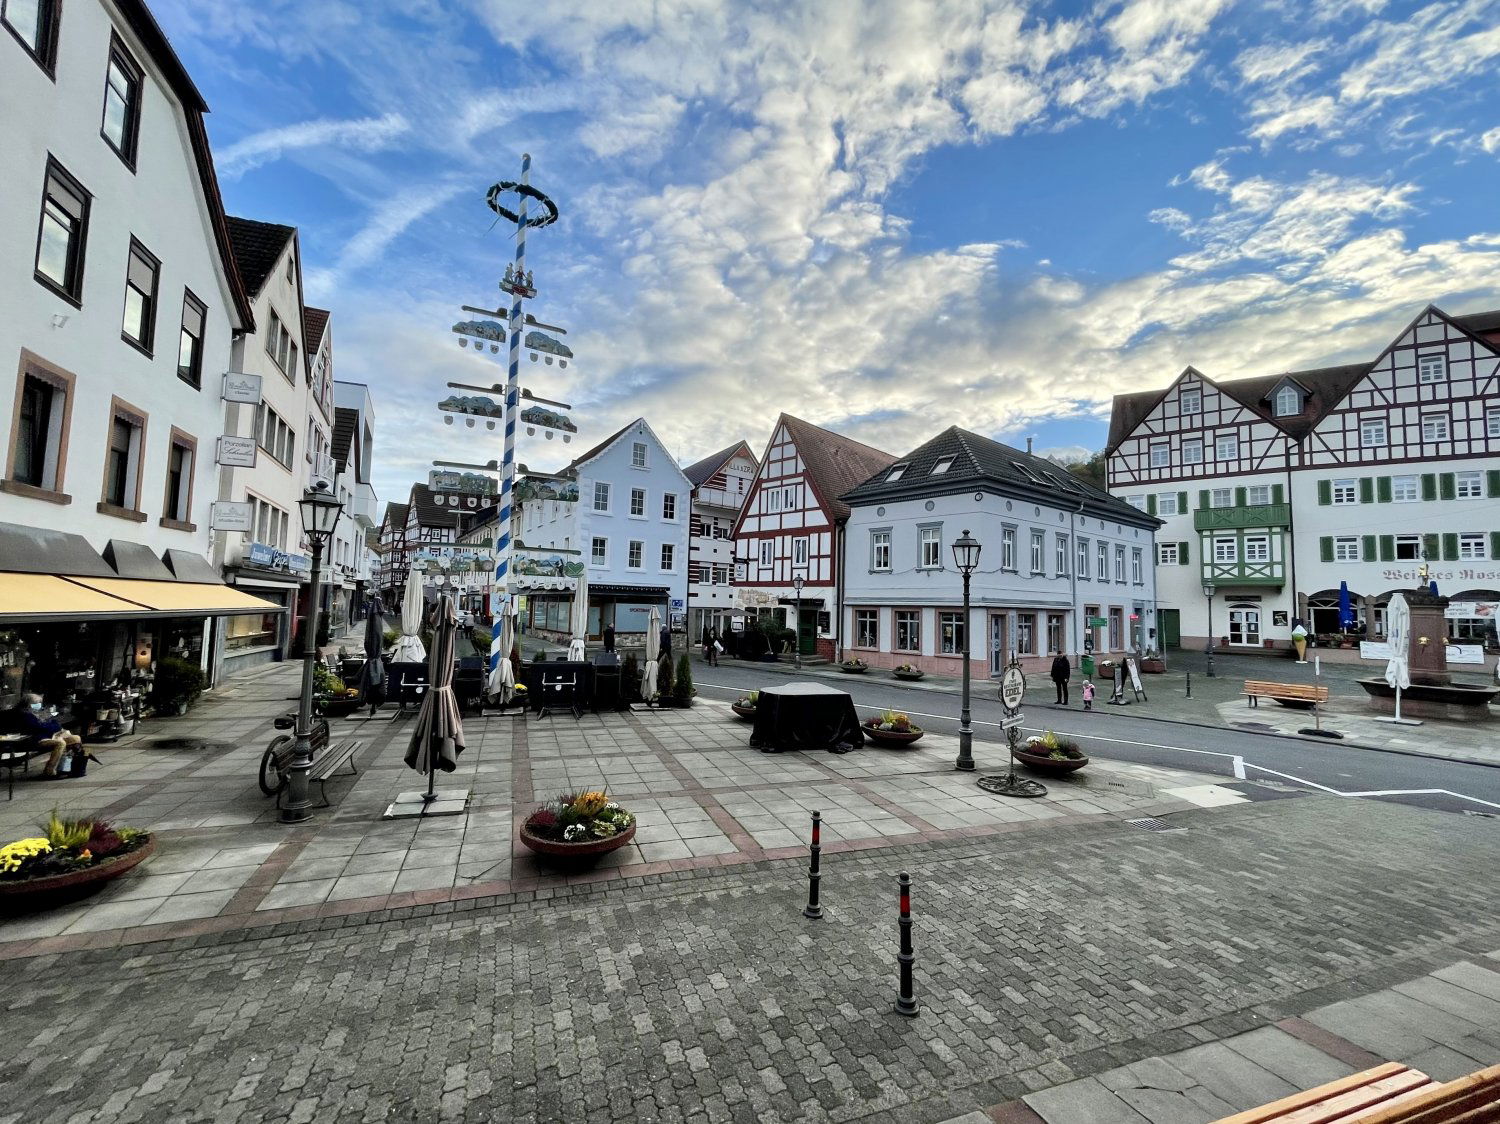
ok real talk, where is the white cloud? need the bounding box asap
[218,114,410,177]
[1482,127,1500,153]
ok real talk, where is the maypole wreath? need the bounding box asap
[486,181,559,228]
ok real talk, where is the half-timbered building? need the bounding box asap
[682,440,757,645]
[732,415,897,659]
[1107,304,1500,655]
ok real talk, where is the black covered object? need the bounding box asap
[749,682,864,754]
[522,660,594,716]
[590,652,625,712]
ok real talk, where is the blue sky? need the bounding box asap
[152,0,1500,502]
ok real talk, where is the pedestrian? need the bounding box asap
[702,623,713,661]
[708,627,721,667]
[15,694,85,777]
[602,624,616,653]
[1049,652,1071,705]
[1082,679,1095,711]
[659,622,672,658]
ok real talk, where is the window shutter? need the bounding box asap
[1234,486,1246,507]
[1319,537,1333,562]
[1359,477,1374,504]
[1492,532,1500,560]
[1145,494,1156,515]
[1488,470,1500,498]
[1362,535,1377,561]
[1317,480,1331,505]
[1379,535,1394,561]
[1439,473,1456,500]
[1272,483,1284,505]
[1178,491,1188,512]
[1198,489,1209,510]
[1423,533,1440,561]
[1376,476,1392,503]
[1442,533,1459,561]
[1178,542,1190,565]
[1421,474,1437,501]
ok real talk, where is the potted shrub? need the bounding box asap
[519,791,636,864]
[656,653,675,702]
[1139,651,1166,674]
[621,653,641,702]
[731,690,759,720]
[1014,730,1089,774]
[671,653,695,708]
[314,665,361,718]
[862,709,924,745]
[0,812,155,899]
[152,656,206,717]
[892,662,924,681]
[839,657,869,674]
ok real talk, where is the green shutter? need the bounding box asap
[1488,470,1500,498]
[1235,486,1246,507]
[1198,489,1209,510]
[1421,474,1437,501]
[1319,537,1334,562]
[1146,494,1156,515]
[1423,533,1440,561]
[1178,491,1188,512]
[1362,535,1377,562]
[1272,483,1284,505]
[1442,533,1459,561]
[1379,535,1394,561]
[1376,476,1392,503]
[1317,480,1331,505]
[1178,541,1190,565]
[1492,532,1500,560]
[1359,477,1374,504]
[1439,473,1456,501]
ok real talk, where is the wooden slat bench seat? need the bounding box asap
[304,738,361,808]
[1216,1061,1500,1123]
[1245,680,1331,709]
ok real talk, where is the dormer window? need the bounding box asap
[1273,385,1299,417]
[930,456,954,475]
[1179,387,1202,415]
[886,462,908,482]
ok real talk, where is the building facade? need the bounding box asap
[375,501,411,605]
[732,414,896,659]
[328,378,377,629]
[682,440,757,644]
[842,427,1160,678]
[1107,304,1500,655]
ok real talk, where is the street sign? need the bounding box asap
[210,500,254,532]
[1086,616,1108,628]
[1001,712,1025,730]
[1000,667,1026,709]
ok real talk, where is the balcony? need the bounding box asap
[1201,560,1285,588]
[347,481,378,529]
[1193,503,1291,532]
[695,486,743,511]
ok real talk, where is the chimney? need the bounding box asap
[1026,435,1034,455]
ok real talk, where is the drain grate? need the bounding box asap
[1125,817,1184,833]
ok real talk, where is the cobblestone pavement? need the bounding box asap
[4,797,1500,1123]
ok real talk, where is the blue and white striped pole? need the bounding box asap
[490,153,531,681]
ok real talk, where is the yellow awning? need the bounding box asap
[64,578,282,616]
[0,573,150,622]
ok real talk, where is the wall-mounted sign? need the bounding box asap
[1446,644,1486,665]
[216,435,257,467]
[1445,601,1499,620]
[246,542,311,575]
[211,501,255,532]
[1086,616,1108,629]
[221,372,263,404]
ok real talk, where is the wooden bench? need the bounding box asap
[1216,1061,1500,1123]
[265,719,363,809]
[1245,680,1330,709]
[0,734,52,800]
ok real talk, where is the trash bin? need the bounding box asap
[1080,655,1095,677]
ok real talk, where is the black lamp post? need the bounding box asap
[793,572,805,671]
[952,529,981,771]
[1203,579,1217,679]
[281,480,344,824]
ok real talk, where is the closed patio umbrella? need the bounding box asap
[1384,592,1411,692]
[356,596,387,714]
[486,601,517,700]
[390,566,427,664]
[568,568,589,662]
[405,594,466,795]
[1338,582,1353,630]
[642,606,661,702]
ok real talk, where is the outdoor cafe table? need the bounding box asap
[749,681,865,754]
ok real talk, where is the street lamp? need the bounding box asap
[952,529,981,771]
[1202,579,1216,679]
[792,572,805,671]
[282,481,345,824]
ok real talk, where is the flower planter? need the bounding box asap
[730,703,757,721]
[839,663,868,674]
[863,726,924,746]
[322,694,361,718]
[1013,746,1089,774]
[892,670,925,681]
[0,835,156,899]
[1139,658,1166,674]
[518,821,636,864]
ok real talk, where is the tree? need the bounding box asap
[673,653,694,706]
[1063,450,1107,491]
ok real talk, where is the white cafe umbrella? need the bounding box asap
[390,565,427,664]
[1381,592,1420,725]
[642,606,661,701]
[568,568,589,663]
[487,601,516,699]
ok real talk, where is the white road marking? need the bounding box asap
[1242,763,1500,811]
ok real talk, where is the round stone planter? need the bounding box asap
[322,694,361,718]
[519,821,636,865]
[730,703,757,721]
[839,663,869,674]
[0,835,156,900]
[863,725,924,746]
[1013,746,1089,774]
[892,670,925,681]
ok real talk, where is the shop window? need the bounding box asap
[1015,613,1035,655]
[226,612,279,652]
[34,157,90,304]
[895,610,920,652]
[938,611,966,656]
[855,609,878,648]
[1046,613,1064,655]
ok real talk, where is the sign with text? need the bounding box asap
[221,372,263,403]
[1446,601,1499,620]
[1000,667,1026,709]
[246,543,310,574]
[210,501,254,532]
[216,435,257,467]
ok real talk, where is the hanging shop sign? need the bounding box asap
[429,469,497,496]
[221,372,263,404]
[216,435,258,467]
[1445,601,1499,620]
[210,500,255,532]
[246,542,311,575]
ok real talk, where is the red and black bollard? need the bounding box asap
[894,871,917,1016]
[803,810,823,920]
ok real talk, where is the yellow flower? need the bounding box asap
[569,791,609,817]
[0,837,52,874]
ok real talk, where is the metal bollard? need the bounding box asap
[803,810,823,920]
[894,871,917,1016]
[1185,671,1192,699]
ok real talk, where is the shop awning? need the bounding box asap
[64,578,282,617]
[0,574,151,623]
[0,575,282,624]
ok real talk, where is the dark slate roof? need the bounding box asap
[331,407,358,472]
[381,502,409,533]
[842,426,1155,526]
[225,216,295,298]
[1455,309,1500,344]
[303,306,330,355]
[408,483,464,528]
[776,414,898,521]
[683,441,754,487]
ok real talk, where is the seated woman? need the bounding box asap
[16,694,84,777]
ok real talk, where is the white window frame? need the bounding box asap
[919,527,942,569]
[629,487,646,517]
[659,543,675,572]
[630,441,648,468]
[1055,534,1068,576]
[1458,533,1485,560]
[1077,537,1089,579]
[1211,487,1233,508]
[662,492,677,521]
[590,536,608,566]
[1097,543,1109,581]
[1333,537,1359,563]
[1158,542,1180,565]
[793,536,809,567]
[1113,545,1126,583]
[1131,548,1143,584]
[1273,385,1298,417]
[1243,535,1271,563]
[1360,417,1387,448]
[871,530,891,571]
[1331,478,1357,505]
[854,609,879,649]
[1246,485,1271,506]
[1421,412,1450,442]
[1488,406,1500,439]
[1179,387,1202,415]
[1157,493,1179,516]
[1181,439,1203,465]
[894,610,920,652]
[1149,443,1170,468]
[931,456,954,475]
[1030,531,1045,574]
[1391,475,1419,503]
[592,481,611,512]
[1417,354,1446,384]
[1213,537,1237,564]
[1456,471,1483,499]
[1394,534,1421,561]
[627,540,644,569]
[758,540,773,566]
[1001,526,1016,571]
[1215,433,1238,460]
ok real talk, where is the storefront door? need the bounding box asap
[1159,609,1180,649]
[1228,607,1261,646]
[989,614,1007,675]
[796,611,817,655]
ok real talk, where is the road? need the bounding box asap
[693,661,1500,817]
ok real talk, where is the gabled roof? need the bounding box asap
[564,418,693,485]
[772,414,898,521]
[843,426,1155,526]
[407,484,465,528]
[331,407,358,472]
[1455,309,1500,346]
[381,502,409,532]
[303,306,330,356]
[225,216,295,298]
[683,440,755,487]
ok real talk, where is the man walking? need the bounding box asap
[1049,652,1072,706]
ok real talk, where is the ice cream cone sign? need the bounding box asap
[1290,620,1309,663]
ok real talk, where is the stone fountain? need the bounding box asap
[1357,588,1499,721]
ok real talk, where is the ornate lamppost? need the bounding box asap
[1203,580,1217,678]
[952,529,980,771]
[793,572,805,671]
[281,481,344,824]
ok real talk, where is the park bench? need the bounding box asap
[1215,1060,1500,1122]
[1244,680,1330,710]
[265,716,363,809]
[0,735,52,799]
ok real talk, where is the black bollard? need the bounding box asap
[894,871,917,1016]
[1185,671,1192,699]
[803,810,823,920]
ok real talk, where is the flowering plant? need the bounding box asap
[1024,730,1085,761]
[735,690,760,708]
[842,658,867,668]
[523,791,633,843]
[893,663,920,674]
[0,811,149,881]
[864,709,919,733]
